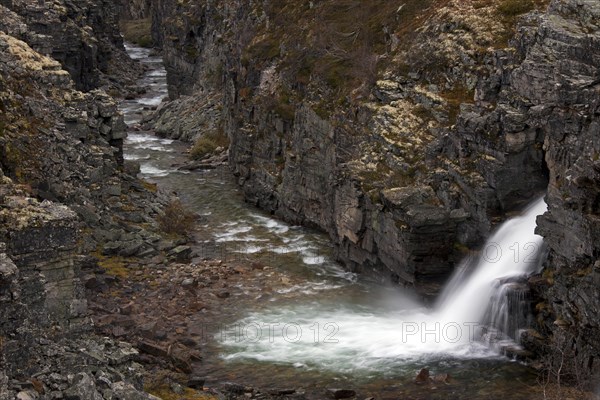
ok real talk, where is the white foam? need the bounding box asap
[140,164,170,177]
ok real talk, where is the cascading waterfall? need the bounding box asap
[484,280,532,343]
[435,197,547,344]
[219,197,548,370]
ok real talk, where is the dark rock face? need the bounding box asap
[453,0,600,383]
[0,0,137,91]
[525,1,600,384]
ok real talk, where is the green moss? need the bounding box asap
[95,254,131,279]
[453,242,470,254]
[141,179,158,193]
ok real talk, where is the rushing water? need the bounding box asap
[121,44,546,399]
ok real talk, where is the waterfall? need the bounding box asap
[218,197,548,371]
[435,197,547,343]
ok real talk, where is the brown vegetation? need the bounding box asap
[190,129,229,160]
[120,18,153,47]
[157,200,197,236]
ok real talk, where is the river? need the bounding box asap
[120,44,542,400]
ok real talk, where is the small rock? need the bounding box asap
[326,388,356,399]
[16,391,37,400]
[137,340,168,358]
[187,376,205,389]
[414,368,430,384]
[167,245,192,261]
[216,290,230,299]
[432,373,450,384]
[120,302,135,315]
[222,382,246,394]
[268,388,296,396]
[170,382,185,394]
[181,278,196,288]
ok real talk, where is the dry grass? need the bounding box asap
[190,130,229,160]
[120,18,153,48]
[497,0,535,17]
[95,254,130,279]
[245,0,436,97]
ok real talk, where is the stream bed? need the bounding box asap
[120,44,542,400]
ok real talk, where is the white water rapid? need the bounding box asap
[219,198,548,371]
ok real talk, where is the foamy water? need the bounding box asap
[219,199,548,371]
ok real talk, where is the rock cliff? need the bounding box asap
[149,0,600,386]
[150,0,550,293]
[0,2,175,398]
[0,0,138,92]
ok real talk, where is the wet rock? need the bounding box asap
[414,368,430,384]
[326,388,356,399]
[167,245,192,261]
[187,376,206,389]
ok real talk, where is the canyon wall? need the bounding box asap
[0,2,170,398]
[150,0,600,385]
[0,0,138,91]
[150,0,551,293]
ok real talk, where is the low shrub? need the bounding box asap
[157,200,197,236]
[190,137,218,160]
[190,130,229,160]
[120,18,153,48]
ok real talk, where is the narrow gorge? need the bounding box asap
[1,0,600,399]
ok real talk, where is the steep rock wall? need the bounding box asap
[0,0,137,91]
[151,0,551,294]
[0,11,169,399]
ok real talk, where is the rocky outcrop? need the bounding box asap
[0,9,182,398]
[0,173,159,399]
[0,28,170,258]
[515,0,600,385]
[0,0,138,92]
